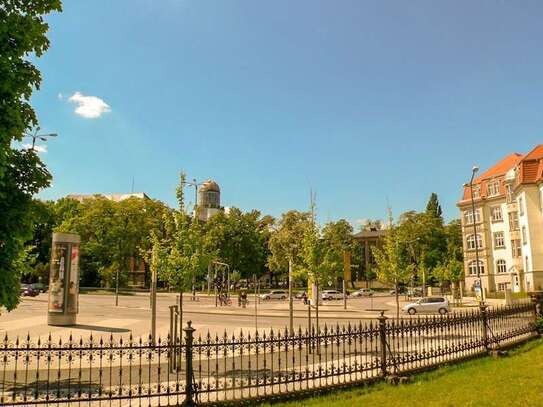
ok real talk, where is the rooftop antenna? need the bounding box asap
[309,188,317,226]
[386,197,394,228]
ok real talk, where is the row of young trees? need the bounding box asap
[22,176,463,307]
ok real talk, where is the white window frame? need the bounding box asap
[519,196,524,216]
[496,259,507,273]
[509,212,519,231]
[487,180,500,197]
[491,206,503,222]
[494,232,505,249]
[464,209,481,225]
[467,234,483,250]
[472,185,481,199]
[522,226,527,245]
[468,260,485,275]
[505,184,513,203]
[511,239,522,258]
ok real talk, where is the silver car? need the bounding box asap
[402,297,449,315]
[351,288,374,297]
[321,290,344,300]
[260,290,287,300]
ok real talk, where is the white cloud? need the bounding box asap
[58,92,63,100]
[68,91,111,118]
[22,143,48,153]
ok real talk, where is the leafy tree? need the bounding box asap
[372,226,414,318]
[268,210,311,284]
[444,219,463,263]
[425,192,443,222]
[165,173,213,292]
[300,220,325,286]
[435,219,464,297]
[397,207,447,289]
[320,219,354,287]
[433,259,464,289]
[358,219,383,231]
[57,196,171,287]
[0,0,62,310]
[204,208,269,279]
[21,200,56,283]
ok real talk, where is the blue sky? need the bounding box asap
[33,0,543,225]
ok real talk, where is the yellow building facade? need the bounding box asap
[458,145,543,294]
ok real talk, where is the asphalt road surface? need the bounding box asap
[0,292,399,342]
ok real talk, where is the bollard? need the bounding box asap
[183,321,196,406]
[378,311,388,378]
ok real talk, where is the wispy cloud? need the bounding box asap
[22,144,48,153]
[68,91,111,118]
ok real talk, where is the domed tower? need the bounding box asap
[197,179,221,221]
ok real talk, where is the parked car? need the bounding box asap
[30,283,48,293]
[260,290,287,300]
[402,297,449,315]
[321,290,344,300]
[389,287,407,295]
[20,284,40,297]
[351,288,374,297]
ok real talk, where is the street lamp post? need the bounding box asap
[288,257,294,336]
[181,177,202,301]
[467,166,484,303]
[24,127,57,151]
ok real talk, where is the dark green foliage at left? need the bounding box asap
[0,1,62,310]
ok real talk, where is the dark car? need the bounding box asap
[20,284,40,297]
[30,283,48,293]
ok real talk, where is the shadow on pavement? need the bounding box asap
[72,324,131,333]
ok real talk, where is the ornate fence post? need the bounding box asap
[479,303,489,352]
[378,311,388,377]
[528,291,543,334]
[183,321,196,406]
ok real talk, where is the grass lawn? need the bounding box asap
[266,338,543,407]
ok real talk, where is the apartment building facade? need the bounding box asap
[458,145,543,294]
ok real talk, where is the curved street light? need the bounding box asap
[24,127,57,151]
[465,165,484,303]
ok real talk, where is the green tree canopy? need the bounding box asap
[372,225,414,317]
[0,0,62,310]
[267,210,311,281]
[204,208,271,279]
[425,192,443,222]
[58,197,171,287]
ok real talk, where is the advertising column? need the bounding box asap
[48,232,81,326]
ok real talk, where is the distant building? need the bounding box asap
[352,228,387,287]
[458,145,543,294]
[197,180,222,221]
[66,192,150,203]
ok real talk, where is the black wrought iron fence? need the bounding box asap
[0,301,538,406]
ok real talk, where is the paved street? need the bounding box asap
[0,292,424,342]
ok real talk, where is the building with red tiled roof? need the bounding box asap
[458,145,543,295]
